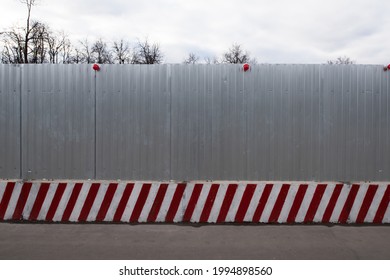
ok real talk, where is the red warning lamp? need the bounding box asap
[243,63,250,72]
[93,64,100,71]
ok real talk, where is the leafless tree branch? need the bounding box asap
[183,52,199,64]
[222,43,252,64]
[327,56,355,65]
[113,39,130,64]
[132,38,163,64]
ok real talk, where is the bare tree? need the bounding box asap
[47,30,68,63]
[112,39,130,64]
[29,21,48,63]
[69,48,82,64]
[21,0,38,63]
[222,43,251,64]
[327,56,355,65]
[132,38,163,64]
[60,34,72,64]
[1,21,46,64]
[183,52,199,64]
[91,38,112,64]
[1,28,24,63]
[79,38,93,63]
[1,1,50,64]
[204,56,219,64]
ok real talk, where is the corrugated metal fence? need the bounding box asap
[0,64,389,181]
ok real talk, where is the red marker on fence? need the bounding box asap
[93,64,100,71]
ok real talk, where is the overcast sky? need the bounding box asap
[1,0,389,64]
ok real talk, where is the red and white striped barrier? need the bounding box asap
[0,181,389,223]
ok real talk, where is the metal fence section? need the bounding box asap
[0,65,20,178]
[21,65,95,179]
[96,65,171,180]
[0,64,389,181]
[171,64,248,180]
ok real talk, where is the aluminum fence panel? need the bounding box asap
[171,64,390,181]
[170,64,247,180]
[21,64,95,179]
[0,65,20,178]
[246,65,324,180]
[170,64,214,179]
[96,64,171,180]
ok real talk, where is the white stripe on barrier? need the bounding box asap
[330,184,349,222]
[173,182,195,223]
[53,182,74,222]
[208,183,228,223]
[0,181,7,202]
[69,182,91,222]
[278,182,297,223]
[191,183,210,222]
[22,182,39,219]
[4,183,22,220]
[121,182,142,222]
[37,182,58,220]
[295,183,316,223]
[349,183,369,222]
[139,183,159,222]
[314,183,335,222]
[87,182,108,222]
[365,185,386,223]
[383,204,390,223]
[244,183,263,222]
[225,182,245,222]
[260,183,282,222]
[104,182,126,222]
[156,183,176,222]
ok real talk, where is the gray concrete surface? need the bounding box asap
[0,223,389,260]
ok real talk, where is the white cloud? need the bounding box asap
[1,0,390,64]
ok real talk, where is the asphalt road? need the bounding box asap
[0,223,389,260]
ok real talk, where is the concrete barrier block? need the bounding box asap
[0,181,389,224]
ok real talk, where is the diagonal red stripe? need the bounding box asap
[0,182,16,220]
[12,182,32,220]
[165,183,186,222]
[61,183,83,222]
[356,184,378,223]
[304,184,327,223]
[182,184,203,222]
[322,184,343,223]
[235,184,256,223]
[338,184,360,223]
[45,183,67,221]
[252,184,273,222]
[113,183,134,222]
[96,183,118,222]
[217,184,238,223]
[287,184,308,223]
[78,183,101,222]
[130,183,152,222]
[199,184,220,223]
[268,184,290,223]
[147,184,169,222]
[373,184,390,224]
[29,182,50,221]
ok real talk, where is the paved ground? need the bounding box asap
[0,223,389,260]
